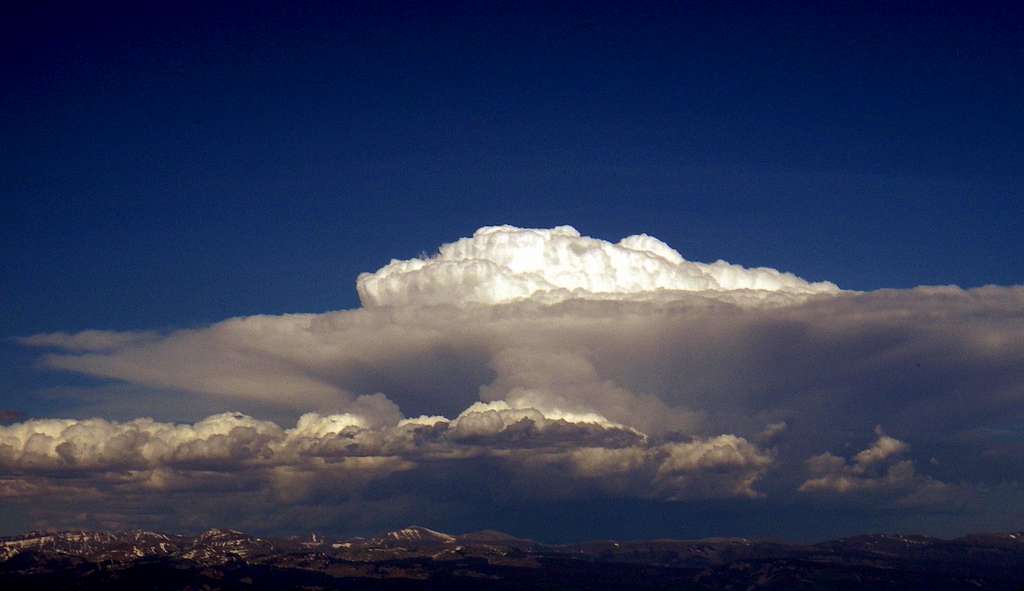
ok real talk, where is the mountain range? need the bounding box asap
[2,525,1023,589]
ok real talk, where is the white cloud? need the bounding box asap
[757,421,788,444]
[798,427,957,506]
[853,426,908,466]
[654,435,774,499]
[446,400,645,449]
[0,400,773,503]
[357,225,839,307]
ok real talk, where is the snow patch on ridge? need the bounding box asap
[385,526,455,544]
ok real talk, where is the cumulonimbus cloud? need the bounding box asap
[12,226,1024,533]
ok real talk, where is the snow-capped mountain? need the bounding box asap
[0,530,183,562]
[378,526,456,545]
[180,528,279,563]
[2,527,1024,590]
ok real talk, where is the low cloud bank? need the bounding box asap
[0,402,772,504]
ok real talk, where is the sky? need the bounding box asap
[1,2,1023,541]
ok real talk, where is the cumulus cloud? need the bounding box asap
[757,421,788,444]
[654,435,774,499]
[13,226,1024,534]
[357,225,838,307]
[798,427,958,506]
[0,412,281,471]
[446,400,644,448]
[0,403,772,505]
[852,427,908,466]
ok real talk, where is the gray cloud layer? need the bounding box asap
[12,226,1024,536]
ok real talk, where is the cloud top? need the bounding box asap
[357,225,839,307]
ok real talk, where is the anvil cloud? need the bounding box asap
[9,226,1024,537]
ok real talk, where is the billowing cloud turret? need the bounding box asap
[357,226,839,307]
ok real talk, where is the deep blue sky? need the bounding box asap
[2,1,1022,408]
